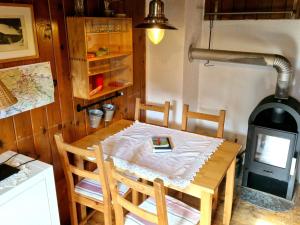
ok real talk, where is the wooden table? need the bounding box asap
[72,119,242,225]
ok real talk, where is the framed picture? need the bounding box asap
[0,4,39,63]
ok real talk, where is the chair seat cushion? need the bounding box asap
[75,170,135,201]
[125,195,200,225]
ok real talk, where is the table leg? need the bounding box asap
[223,158,236,225]
[200,191,213,225]
[212,187,219,211]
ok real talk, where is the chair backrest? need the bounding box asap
[54,133,110,202]
[134,97,170,127]
[105,159,168,225]
[182,104,226,138]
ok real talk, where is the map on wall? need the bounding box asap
[0,62,54,119]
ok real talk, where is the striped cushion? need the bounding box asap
[125,196,200,225]
[75,170,134,201]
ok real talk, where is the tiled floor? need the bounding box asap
[87,186,300,225]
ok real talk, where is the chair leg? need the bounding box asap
[142,179,148,201]
[103,203,113,225]
[132,190,139,205]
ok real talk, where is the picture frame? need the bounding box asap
[0,3,39,63]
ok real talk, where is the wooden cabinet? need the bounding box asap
[67,17,133,100]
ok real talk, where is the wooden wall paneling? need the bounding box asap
[0,1,146,224]
[16,136,36,155]
[204,0,298,19]
[243,0,259,19]
[33,132,52,164]
[221,0,234,19]
[232,0,246,19]
[111,91,128,121]
[31,107,48,135]
[61,121,76,143]
[286,0,295,18]
[127,93,140,121]
[297,1,300,18]
[48,0,74,123]
[0,142,17,154]
[33,0,63,130]
[14,0,33,3]
[123,0,146,120]
[31,107,53,164]
[0,118,17,153]
[85,0,104,16]
[33,0,60,131]
[46,87,62,129]
[287,0,296,8]
[13,112,37,155]
[256,0,273,19]
[55,178,70,225]
[272,0,289,18]
[48,0,75,130]
[33,0,61,166]
[62,0,74,16]
[73,98,88,139]
[204,0,213,20]
[48,125,64,180]
[13,112,33,141]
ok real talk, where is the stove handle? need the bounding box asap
[263,169,273,174]
[290,157,297,176]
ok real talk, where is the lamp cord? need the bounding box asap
[0,153,18,166]
[0,153,39,169]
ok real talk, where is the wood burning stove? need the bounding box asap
[187,47,297,199]
[242,95,300,200]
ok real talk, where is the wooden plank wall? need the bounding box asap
[205,0,300,19]
[0,0,145,224]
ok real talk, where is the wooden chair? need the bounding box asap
[135,98,170,127]
[55,134,131,225]
[105,159,201,225]
[182,104,226,138]
[181,104,226,211]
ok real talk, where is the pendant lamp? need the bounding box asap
[135,0,177,45]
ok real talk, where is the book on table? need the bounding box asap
[151,136,173,153]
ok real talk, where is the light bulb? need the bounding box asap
[147,28,165,45]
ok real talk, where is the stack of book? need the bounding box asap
[151,136,173,153]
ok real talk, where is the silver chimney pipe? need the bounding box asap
[188,46,293,99]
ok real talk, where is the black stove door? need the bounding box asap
[247,126,296,181]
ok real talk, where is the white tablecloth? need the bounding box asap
[101,121,224,188]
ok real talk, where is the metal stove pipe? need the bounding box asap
[188,46,293,99]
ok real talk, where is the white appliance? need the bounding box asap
[0,151,60,225]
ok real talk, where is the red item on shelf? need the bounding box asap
[87,53,96,59]
[89,85,103,96]
[93,74,104,89]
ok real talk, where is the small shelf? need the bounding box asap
[87,52,132,62]
[88,82,133,100]
[88,65,128,76]
[67,17,133,100]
